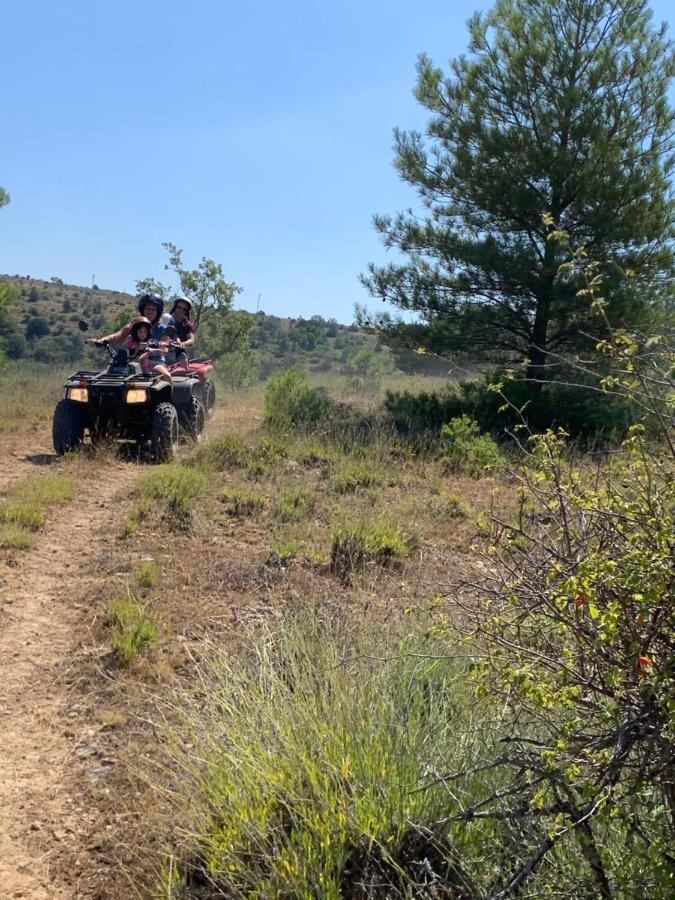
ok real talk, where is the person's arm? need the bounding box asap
[87,324,131,346]
[178,323,196,350]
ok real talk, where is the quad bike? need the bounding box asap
[53,336,208,461]
[169,357,216,419]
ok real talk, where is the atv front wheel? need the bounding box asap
[204,379,216,418]
[151,402,179,462]
[180,396,205,442]
[53,400,85,455]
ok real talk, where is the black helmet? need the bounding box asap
[171,296,192,317]
[138,292,164,317]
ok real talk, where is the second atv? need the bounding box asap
[53,342,207,461]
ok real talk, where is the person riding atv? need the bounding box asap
[88,292,170,347]
[126,316,173,383]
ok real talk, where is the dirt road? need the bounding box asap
[0,440,140,899]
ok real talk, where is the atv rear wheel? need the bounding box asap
[151,402,179,462]
[204,379,216,418]
[53,399,85,455]
[180,396,205,442]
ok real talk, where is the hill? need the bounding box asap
[0,275,452,380]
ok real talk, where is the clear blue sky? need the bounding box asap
[1,0,673,323]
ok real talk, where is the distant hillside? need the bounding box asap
[0,275,453,380]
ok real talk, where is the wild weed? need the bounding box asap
[138,464,208,514]
[331,461,383,494]
[155,621,493,898]
[0,523,36,549]
[106,595,158,665]
[122,498,151,537]
[330,520,412,583]
[220,489,264,517]
[274,488,314,523]
[133,561,159,590]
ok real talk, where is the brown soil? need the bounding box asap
[0,432,141,899]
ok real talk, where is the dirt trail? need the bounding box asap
[0,447,140,899]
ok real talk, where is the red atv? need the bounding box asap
[169,358,216,419]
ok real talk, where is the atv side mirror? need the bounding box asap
[78,320,89,332]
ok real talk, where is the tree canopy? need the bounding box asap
[137,242,241,328]
[363,0,675,375]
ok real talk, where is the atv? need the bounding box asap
[53,339,208,461]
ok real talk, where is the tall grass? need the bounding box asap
[0,473,75,549]
[157,621,500,898]
[0,362,69,428]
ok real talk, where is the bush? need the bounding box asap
[263,368,333,431]
[383,386,465,436]
[440,416,503,476]
[384,372,637,444]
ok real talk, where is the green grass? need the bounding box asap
[331,461,384,494]
[133,560,158,590]
[274,488,314,523]
[156,621,496,899]
[330,519,413,583]
[105,596,158,665]
[219,488,265,517]
[0,474,75,550]
[0,522,36,549]
[122,498,151,537]
[0,501,45,530]
[138,464,208,513]
[265,539,299,567]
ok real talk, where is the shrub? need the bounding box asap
[330,520,411,582]
[383,386,464,436]
[263,368,333,431]
[384,372,637,443]
[294,441,336,468]
[440,416,503,476]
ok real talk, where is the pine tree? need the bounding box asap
[363,0,674,376]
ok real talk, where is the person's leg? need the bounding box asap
[153,364,173,384]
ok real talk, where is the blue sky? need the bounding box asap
[1,0,673,323]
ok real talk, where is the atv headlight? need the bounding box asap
[126,388,148,404]
[66,387,88,403]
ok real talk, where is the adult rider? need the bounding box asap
[168,296,196,365]
[87,292,170,348]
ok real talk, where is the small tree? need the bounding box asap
[0,186,8,209]
[137,242,241,328]
[363,0,675,378]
